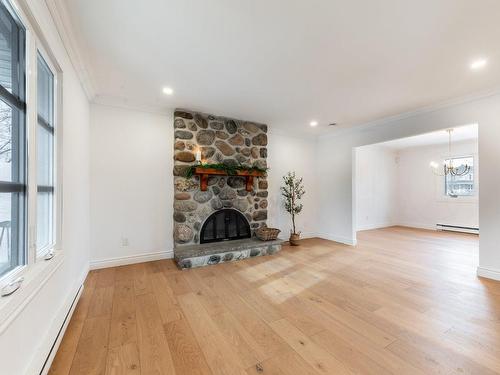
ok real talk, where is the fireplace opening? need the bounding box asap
[200,209,251,244]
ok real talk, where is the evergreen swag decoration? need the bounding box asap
[281,171,305,235]
[184,163,268,179]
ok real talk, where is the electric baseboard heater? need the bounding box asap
[436,223,479,234]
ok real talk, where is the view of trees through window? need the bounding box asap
[0,97,15,275]
[0,2,26,277]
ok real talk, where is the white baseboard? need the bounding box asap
[477,266,500,281]
[299,231,320,239]
[315,232,357,246]
[396,222,437,231]
[356,222,397,231]
[28,265,88,375]
[90,250,174,270]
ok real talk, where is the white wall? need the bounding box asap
[355,145,398,231]
[0,1,91,374]
[316,93,500,280]
[396,140,478,230]
[88,110,319,265]
[355,140,479,231]
[89,104,173,268]
[267,131,318,238]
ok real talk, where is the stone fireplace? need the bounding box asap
[172,109,283,269]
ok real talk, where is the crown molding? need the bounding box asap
[92,94,174,116]
[320,87,500,140]
[267,126,317,141]
[44,0,96,100]
[92,96,319,139]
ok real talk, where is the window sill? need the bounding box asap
[0,251,64,334]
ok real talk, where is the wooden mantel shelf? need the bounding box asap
[193,167,265,192]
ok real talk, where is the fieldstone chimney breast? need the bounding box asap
[173,109,269,247]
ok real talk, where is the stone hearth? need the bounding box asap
[174,238,284,269]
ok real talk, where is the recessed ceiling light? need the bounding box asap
[162,87,174,95]
[470,59,487,70]
[309,121,318,127]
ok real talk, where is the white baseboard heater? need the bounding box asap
[436,223,479,234]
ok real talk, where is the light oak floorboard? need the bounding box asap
[163,317,213,375]
[51,227,500,375]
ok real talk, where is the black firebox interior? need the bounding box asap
[200,209,251,244]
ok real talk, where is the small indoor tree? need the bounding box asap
[281,171,305,245]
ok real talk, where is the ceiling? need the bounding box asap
[63,0,500,134]
[381,123,478,150]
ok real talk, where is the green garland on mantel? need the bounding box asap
[184,163,268,179]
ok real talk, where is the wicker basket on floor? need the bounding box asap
[255,227,281,241]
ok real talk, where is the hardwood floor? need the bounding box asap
[49,227,500,375]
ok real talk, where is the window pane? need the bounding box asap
[36,53,54,254]
[0,99,12,181]
[0,99,23,184]
[37,56,53,124]
[0,4,24,99]
[36,192,52,249]
[0,192,24,276]
[445,157,474,196]
[0,8,13,93]
[0,2,26,278]
[37,125,53,186]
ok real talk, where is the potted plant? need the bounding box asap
[281,171,305,246]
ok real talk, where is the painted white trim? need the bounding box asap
[396,222,438,231]
[316,232,357,246]
[477,266,500,281]
[44,0,96,100]
[0,253,64,334]
[267,127,318,141]
[95,87,500,139]
[351,147,358,246]
[30,266,87,375]
[298,232,320,239]
[89,100,319,140]
[356,222,397,231]
[90,250,174,270]
[321,87,500,139]
[92,95,172,116]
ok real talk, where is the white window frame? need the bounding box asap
[33,45,62,260]
[0,0,63,330]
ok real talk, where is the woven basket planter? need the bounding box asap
[255,227,281,241]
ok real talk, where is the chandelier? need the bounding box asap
[429,129,471,176]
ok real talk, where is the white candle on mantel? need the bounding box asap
[195,149,202,163]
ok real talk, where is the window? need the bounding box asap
[36,54,54,255]
[0,2,26,278]
[444,156,474,197]
[0,0,61,286]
